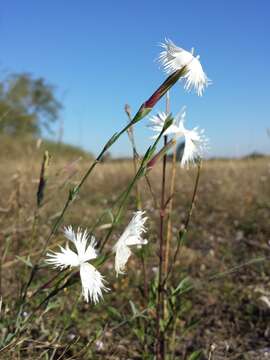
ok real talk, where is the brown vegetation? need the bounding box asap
[0,137,270,359]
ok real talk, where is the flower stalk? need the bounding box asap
[125,104,142,210]
[156,92,170,360]
[164,140,177,280]
[165,159,202,284]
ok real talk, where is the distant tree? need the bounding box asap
[0,73,62,135]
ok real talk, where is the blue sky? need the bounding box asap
[0,0,269,157]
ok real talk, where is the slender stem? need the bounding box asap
[164,141,177,276]
[125,104,141,210]
[156,135,167,360]
[99,166,140,252]
[30,268,67,299]
[125,105,148,299]
[156,92,170,360]
[165,160,202,285]
[145,174,158,208]
[141,254,148,299]
[163,95,174,324]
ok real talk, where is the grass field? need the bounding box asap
[0,136,270,359]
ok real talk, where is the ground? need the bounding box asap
[0,136,269,359]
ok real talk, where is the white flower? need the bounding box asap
[113,211,148,276]
[149,111,181,138]
[159,38,210,96]
[149,108,208,167]
[46,226,109,304]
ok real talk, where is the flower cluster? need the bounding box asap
[46,38,211,304]
[148,39,210,167]
[46,212,148,303]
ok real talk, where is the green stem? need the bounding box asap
[156,91,170,360]
[164,160,202,286]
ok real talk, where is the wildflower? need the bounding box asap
[149,108,208,167]
[159,39,210,96]
[149,111,182,138]
[46,226,108,303]
[114,211,148,276]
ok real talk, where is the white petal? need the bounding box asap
[149,111,167,126]
[181,135,198,167]
[159,39,193,74]
[79,263,108,304]
[64,226,98,263]
[114,243,132,276]
[73,228,88,259]
[113,211,148,275]
[120,211,147,246]
[149,111,181,138]
[174,106,186,128]
[63,225,76,242]
[184,56,209,96]
[181,128,209,168]
[46,245,80,269]
[83,236,98,262]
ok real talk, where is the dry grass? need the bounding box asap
[0,137,270,359]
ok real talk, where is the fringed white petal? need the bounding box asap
[149,111,168,126]
[63,226,98,263]
[159,39,193,74]
[113,211,148,276]
[79,263,108,304]
[120,211,147,246]
[149,107,187,139]
[46,245,80,269]
[83,236,98,262]
[114,243,132,276]
[174,107,186,129]
[149,111,181,138]
[184,56,210,96]
[63,225,76,242]
[181,128,209,168]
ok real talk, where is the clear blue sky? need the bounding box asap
[1,0,269,157]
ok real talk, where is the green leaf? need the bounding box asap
[107,209,114,223]
[129,300,138,316]
[107,306,122,320]
[3,332,15,347]
[102,132,119,151]
[187,350,202,360]
[162,114,173,132]
[159,318,166,332]
[133,328,145,343]
[172,276,192,297]
[43,299,60,314]
[92,254,109,267]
